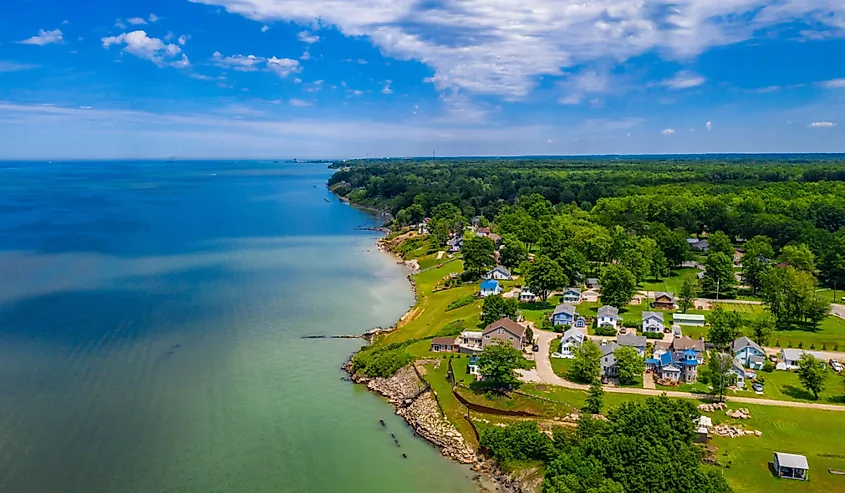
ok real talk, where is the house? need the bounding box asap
[561,288,582,304]
[730,364,749,388]
[468,355,480,376]
[642,311,665,333]
[650,337,703,383]
[780,349,803,369]
[459,331,483,354]
[447,236,463,253]
[667,336,706,360]
[479,280,503,297]
[476,227,491,237]
[482,318,526,351]
[484,265,512,280]
[574,316,588,329]
[597,305,620,330]
[601,342,621,377]
[653,292,676,310]
[773,453,809,481]
[689,238,709,252]
[732,336,766,370]
[617,333,647,357]
[552,303,577,327]
[487,233,503,247]
[586,278,601,289]
[673,313,705,326]
[519,288,539,303]
[558,327,586,358]
[430,337,458,352]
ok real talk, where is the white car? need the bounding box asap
[830,360,843,373]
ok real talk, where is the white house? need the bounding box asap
[519,288,539,303]
[601,342,620,377]
[484,265,512,280]
[479,280,503,297]
[560,288,582,304]
[642,311,665,333]
[780,349,826,370]
[597,305,619,330]
[558,327,586,358]
[459,331,483,353]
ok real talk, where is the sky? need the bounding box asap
[1,0,845,159]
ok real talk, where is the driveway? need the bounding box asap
[525,328,845,411]
[832,304,845,320]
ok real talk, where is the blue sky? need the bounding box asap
[1,0,844,159]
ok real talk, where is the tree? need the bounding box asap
[583,379,604,414]
[820,234,845,291]
[481,295,520,326]
[678,277,700,313]
[705,350,735,402]
[702,251,737,298]
[462,236,496,278]
[761,266,831,330]
[430,219,450,247]
[570,341,602,384]
[600,264,637,308]
[749,312,775,346]
[614,346,645,385]
[707,231,735,257]
[478,341,531,388]
[707,306,743,347]
[796,353,827,399]
[524,255,568,303]
[499,235,528,269]
[742,235,774,294]
[780,244,816,273]
[652,226,692,267]
[524,326,534,345]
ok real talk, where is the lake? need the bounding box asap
[0,161,478,493]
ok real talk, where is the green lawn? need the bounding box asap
[640,267,701,295]
[816,288,845,305]
[740,369,845,405]
[421,359,480,448]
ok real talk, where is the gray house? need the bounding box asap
[601,342,620,377]
[617,333,647,357]
[552,303,577,327]
[597,305,619,329]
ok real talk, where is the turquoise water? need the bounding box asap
[0,162,478,493]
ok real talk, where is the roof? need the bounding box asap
[774,453,809,470]
[520,288,536,295]
[598,305,619,317]
[691,239,709,249]
[683,348,698,356]
[553,303,577,316]
[781,348,805,361]
[659,351,675,366]
[673,313,705,322]
[562,287,582,294]
[672,336,705,352]
[488,233,502,243]
[645,358,659,364]
[732,336,763,354]
[432,337,457,346]
[601,342,620,357]
[587,278,600,284]
[561,327,585,341]
[618,333,647,347]
[446,237,463,246]
[461,331,483,338]
[491,265,511,276]
[477,227,491,234]
[480,280,500,290]
[643,311,665,322]
[483,318,526,338]
[654,292,675,302]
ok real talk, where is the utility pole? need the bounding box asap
[716,277,720,302]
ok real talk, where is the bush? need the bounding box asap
[479,422,556,465]
[436,320,466,337]
[762,361,775,373]
[446,295,476,312]
[594,325,617,336]
[643,331,664,339]
[351,338,426,378]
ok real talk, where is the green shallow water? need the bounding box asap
[0,162,478,493]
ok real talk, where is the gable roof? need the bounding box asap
[553,303,577,316]
[781,348,805,361]
[561,327,585,342]
[654,292,675,302]
[671,336,705,352]
[732,336,763,354]
[490,265,511,276]
[642,311,664,322]
[480,280,500,290]
[618,333,647,347]
[659,351,675,366]
[587,278,600,284]
[446,237,463,246]
[562,287,582,295]
[432,336,457,346]
[601,342,620,357]
[483,318,526,338]
[598,305,619,317]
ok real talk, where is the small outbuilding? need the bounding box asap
[773,452,809,480]
[673,313,706,326]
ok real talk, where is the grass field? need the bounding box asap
[640,267,701,294]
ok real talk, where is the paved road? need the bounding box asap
[524,328,845,412]
[832,303,845,319]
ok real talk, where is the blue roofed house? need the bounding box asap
[479,280,503,297]
[560,288,582,304]
[732,336,766,370]
[650,337,703,383]
[552,303,577,327]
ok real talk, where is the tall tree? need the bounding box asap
[707,231,735,257]
[478,341,531,389]
[430,219,451,247]
[749,312,775,346]
[707,306,743,347]
[780,244,816,273]
[678,277,700,313]
[583,379,604,415]
[742,235,774,294]
[614,346,645,386]
[702,251,737,299]
[819,236,845,293]
[524,255,568,303]
[499,235,528,269]
[600,265,637,308]
[482,295,520,326]
[796,353,827,399]
[705,350,735,402]
[570,341,602,384]
[761,266,830,329]
[462,236,496,278]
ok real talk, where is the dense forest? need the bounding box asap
[329,156,845,306]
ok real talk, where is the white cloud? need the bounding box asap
[706,121,712,131]
[267,57,302,78]
[297,31,319,44]
[557,70,612,105]
[18,28,64,46]
[662,71,706,90]
[289,98,314,106]
[822,78,845,89]
[261,25,270,32]
[662,128,676,135]
[382,81,393,94]
[212,52,266,71]
[188,0,845,100]
[178,35,189,46]
[0,61,38,72]
[809,121,837,127]
[148,13,161,23]
[102,31,189,68]
[300,51,311,60]
[115,20,126,29]
[127,17,148,26]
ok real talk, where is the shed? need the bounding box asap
[673,313,706,326]
[773,452,809,480]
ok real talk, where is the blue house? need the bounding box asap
[648,348,700,383]
[552,303,577,326]
[732,336,766,370]
[479,280,502,297]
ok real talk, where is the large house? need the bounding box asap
[552,303,577,327]
[558,327,586,358]
[601,342,621,377]
[459,331,483,354]
[430,337,459,352]
[560,288,582,304]
[649,336,704,383]
[617,333,647,357]
[597,305,620,330]
[447,237,463,253]
[519,288,539,303]
[653,292,676,310]
[484,265,512,280]
[482,318,526,351]
[479,280,503,297]
[642,311,665,333]
[732,336,766,370]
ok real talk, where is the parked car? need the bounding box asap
[532,344,540,352]
[768,354,778,363]
[830,360,843,373]
[601,375,609,384]
[752,382,764,393]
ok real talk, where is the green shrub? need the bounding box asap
[446,295,476,312]
[643,331,664,339]
[351,337,428,378]
[479,422,556,465]
[762,361,775,373]
[594,325,617,336]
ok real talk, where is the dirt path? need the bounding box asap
[525,328,845,412]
